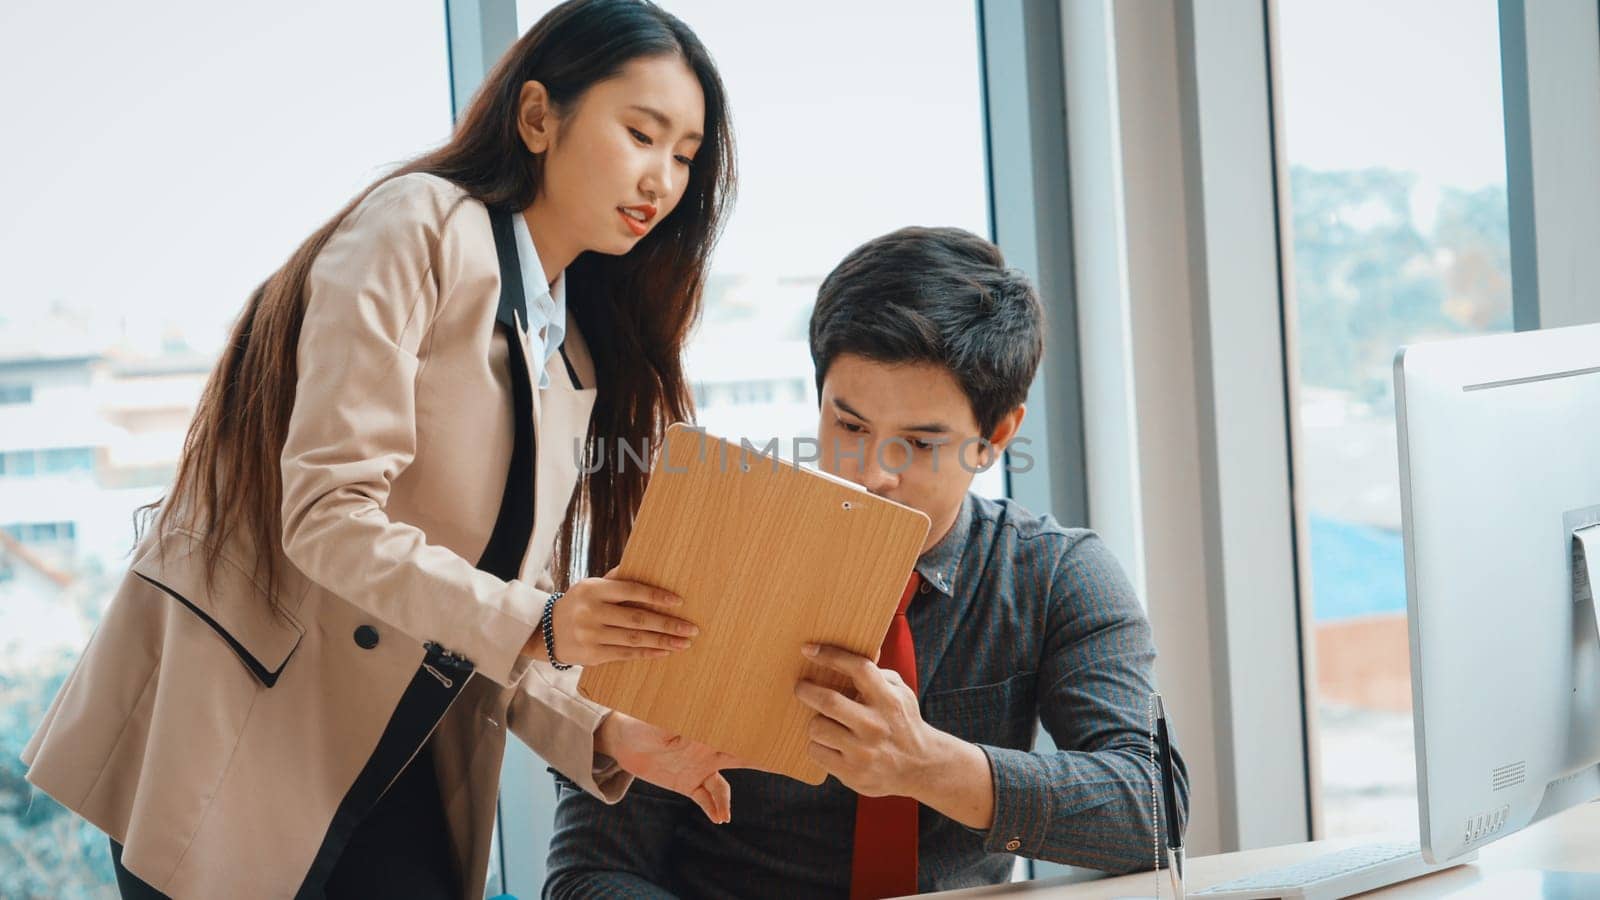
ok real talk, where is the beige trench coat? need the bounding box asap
[22,173,631,899]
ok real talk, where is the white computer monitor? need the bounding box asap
[1396,320,1600,865]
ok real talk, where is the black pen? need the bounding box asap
[1155,694,1184,899]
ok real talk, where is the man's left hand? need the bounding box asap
[794,643,943,798]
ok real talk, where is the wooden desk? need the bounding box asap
[920,801,1600,898]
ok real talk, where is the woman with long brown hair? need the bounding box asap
[22,1,738,897]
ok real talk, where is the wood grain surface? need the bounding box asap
[577,424,931,783]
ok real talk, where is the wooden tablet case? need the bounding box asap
[576,424,931,784]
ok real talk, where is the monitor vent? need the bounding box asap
[1492,761,1527,791]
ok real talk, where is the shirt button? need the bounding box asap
[1005,838,1022,852]
[353,625,380,649]
[919,581,932,594]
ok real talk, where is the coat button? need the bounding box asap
[1005,838,1022,852]
[354,625,380,649]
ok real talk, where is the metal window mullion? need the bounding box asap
[978,0,1088,529]
[1499,0,1600,331]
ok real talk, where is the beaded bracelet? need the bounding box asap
[541,592,572,671]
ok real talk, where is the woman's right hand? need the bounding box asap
[524,570,699,667]
[595,711,742,823]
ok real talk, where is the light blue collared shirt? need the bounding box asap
[511,212,567,389]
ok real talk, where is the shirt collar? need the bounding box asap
[511,212,567,386]
[913,493,973,597]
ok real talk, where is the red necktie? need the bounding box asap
[849,571,922,900]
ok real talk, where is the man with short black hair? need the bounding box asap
[546,227,1188,898]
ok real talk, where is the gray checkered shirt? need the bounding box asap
[544,492,1189,898]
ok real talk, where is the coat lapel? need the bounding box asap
[490,208,597,584]
[493,210,541,453]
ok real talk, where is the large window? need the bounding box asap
[1276,0,1513,837]
[0,2,453,894]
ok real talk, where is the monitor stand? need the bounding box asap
[1570,518,1600,635]
[1576,524,1600,602]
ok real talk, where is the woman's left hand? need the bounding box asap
[595,711,745,824]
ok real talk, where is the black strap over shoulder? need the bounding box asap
[489,211,528,334]
[476,209,538,581]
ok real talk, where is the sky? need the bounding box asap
[1276,0,1508,189]
[579,0,992,280]
[0,0,1511,355]
[0,0,454,353]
